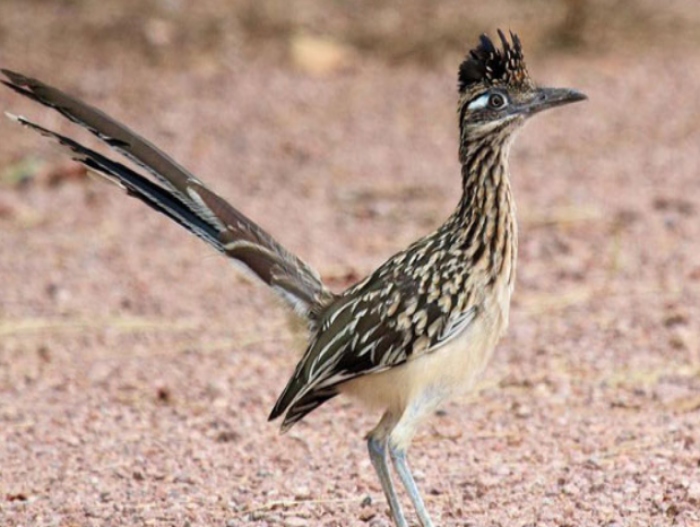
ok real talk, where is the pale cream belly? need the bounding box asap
[340,307,504,416]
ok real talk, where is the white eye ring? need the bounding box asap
[467,92,508,111]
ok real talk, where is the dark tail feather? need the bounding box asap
[272,386,339,433]
[2,69,335,321]
[5,113,222,249]
[1,69,202,202]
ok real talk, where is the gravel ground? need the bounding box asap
[1,2,699,526]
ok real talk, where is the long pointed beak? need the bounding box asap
[523,87,587,115]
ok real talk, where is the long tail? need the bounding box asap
[2,69,335,323]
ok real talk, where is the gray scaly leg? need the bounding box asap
[367,435,408,527]
[390,446,435,527]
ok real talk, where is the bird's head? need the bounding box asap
[457,30,586,146]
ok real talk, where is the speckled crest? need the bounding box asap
[458,29,533,96]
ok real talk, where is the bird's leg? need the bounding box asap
[367,435,408,527]
[389,446,435,527]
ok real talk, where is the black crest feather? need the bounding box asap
[458,29,529,94]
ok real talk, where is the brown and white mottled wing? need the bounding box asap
[2,69,334,320]
[269,267,477,429]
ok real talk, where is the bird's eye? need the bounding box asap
[488,93,507,109]
[466,92,509,112]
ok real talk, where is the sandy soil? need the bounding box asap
[1,2,699,526]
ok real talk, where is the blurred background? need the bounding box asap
[1,1,700,526]
[1,0,700,71]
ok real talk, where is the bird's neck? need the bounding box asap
[458,133,513,215]
[448,132,518,284]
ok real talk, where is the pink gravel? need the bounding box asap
[1,2,699,526]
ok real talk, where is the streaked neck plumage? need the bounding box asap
[449,125,519,287]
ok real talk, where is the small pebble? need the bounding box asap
[283,517,307,527]
[562,483,579,495]
[173,474,196,485]
[514,403,532,418]
[688,481,700,502]
[294,486,311,500]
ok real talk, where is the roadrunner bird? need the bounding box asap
[3,30,585,527]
